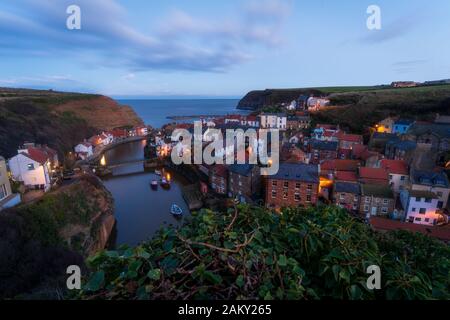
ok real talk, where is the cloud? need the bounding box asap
[0,0,291,72]
[359,9,426,44]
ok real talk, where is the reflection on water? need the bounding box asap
[102,141,190,247]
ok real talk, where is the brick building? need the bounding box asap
[228,164,261,203]
[266,163,319,209]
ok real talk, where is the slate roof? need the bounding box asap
[361,184,394,199]
[386,139,417,151]
[270,163,319,183]
[228,164,255,177]
[310,140,338,151]
[407,123,450,139]
[335,182,360,195]
[410,170,449,188]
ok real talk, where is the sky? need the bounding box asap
[0,0,449,98]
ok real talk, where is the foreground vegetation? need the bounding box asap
[79,205,450,300]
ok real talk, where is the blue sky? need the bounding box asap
[0,0,449,98]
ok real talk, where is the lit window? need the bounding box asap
[27,163,35,170]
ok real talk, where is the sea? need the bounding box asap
[116,99,248,129]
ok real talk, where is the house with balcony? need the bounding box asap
[392,119,415,135]
[74,141,94,160]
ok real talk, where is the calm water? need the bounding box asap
[117,99,245,128]
[102,140,190,246]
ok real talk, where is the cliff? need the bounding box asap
[237,88,323,110]
[0,88,144,158]
[0,175,115,298]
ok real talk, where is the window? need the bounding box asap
[415,217,422,222]
[400,176,406,181]
[295,193,300,202]
[364,205,370,212]
[412,208,416,212]
[284,182,289,188]
[383,199,389,205]
[295,183,301,190]
[271,191,277,199]
[365,197,370,203]
[306,195,312,202]
[415,197,421,202]
[307,184,312,190]
[389,175,393,180]
[419,208,426,214]
[340,194,345,200]
[272,181,278,187]
[425,218,430,223]
[283,191,288,200]
[0,184,7,200]
[381,207,388,214]
[27,163,35,171]
[425,198,432,203]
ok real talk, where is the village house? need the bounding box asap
[333,182,360,212]
[0,156,21,211]
[90,132,114,147]
[359,167,389,185]
[336,133,364,151]
[228,164,261,203]
[265,163,319,209]
[375,117,397,134]
[259,113,287,130]
[400,190,443,226]
[309,140,339,164]
[8,144,57,191]
[360,184,395,219]
[111,128,128,140]
[379,159,409,193]
[320,159,361,179]
[296,95,309,110]
[313,124,340,141]
[369,132,399,153]
[209,164,228,195]
[225,115,242,125]
[405,123,450,162]
[410,170,450,209]
[74,141,94,160]
[392,119,415,135]
[287,115,311,130]
[351,144,382,167]
[391,81,419,88]
[240,115,259,128]
[385,139,417,163]
[307,97,330,111]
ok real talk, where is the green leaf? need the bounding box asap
[147,269,161,280]
[236,275,245,288]
[85,271,105,292]
[278,255,288,267]
[204,271,223,285]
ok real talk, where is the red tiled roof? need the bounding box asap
[321,160,360,172]
[359,167,389,181]
[370,217,450,242]
[337,133,363,143]
[335,171,359,182]
[380,159,409,175]
[26,147,51,165]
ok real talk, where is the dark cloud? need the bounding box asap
[0,0,291,72]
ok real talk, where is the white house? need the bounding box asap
[74,142,94,160]
[259,113,287,130]
[9,151,52,191]
[400,190,442,226]
[380,159,409,193]
[90,132,114,147]
[0,156,21,211]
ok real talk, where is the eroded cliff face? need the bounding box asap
[52,96,144,131]
[0,89,144,158]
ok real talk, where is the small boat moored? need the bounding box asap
[171,204,183,216]
[150,180,158,190]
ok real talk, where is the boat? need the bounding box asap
[150,180,158,190]
[155,170,162,176]
[171,204,183,216]
[161,177,171,189]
